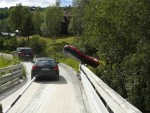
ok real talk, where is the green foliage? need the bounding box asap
[3,37,18,51]
[28,35,47,55]
[60,58,79,71]
[45,6,63,38]
[0,57,20,68]
[69,7,83,35]
[10,37,18,50]
[0,8,9,20]
[1,5,67,37]
[0,37,4,50]
[17,38,27,47]
[27,35,77,70]
[73,0,150,112]
[0,57,20,76]
[69,0,90,36]
[122,42,150,112]
[33,9,43,35]
[9,4,34,36]
[44,36,75,58]
[21,9,34,37]
[0,19,10,32]
[9,4,24,31]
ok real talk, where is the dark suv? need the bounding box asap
[16,47,34,61]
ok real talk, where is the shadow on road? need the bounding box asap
[35,75,67,84]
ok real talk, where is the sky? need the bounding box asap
[0,0,72,8]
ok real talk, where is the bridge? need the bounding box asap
[0,57,142,113]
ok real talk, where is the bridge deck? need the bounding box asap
[0,63,91,113]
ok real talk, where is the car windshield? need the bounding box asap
[35,60,56,66]
[21,49,32,53]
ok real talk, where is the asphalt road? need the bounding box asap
[0,62,90,113]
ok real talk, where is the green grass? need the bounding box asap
[1,35,79,76]
[16,35,79,71]
[0,57,20,68]
[0,57,20,76]
[34,36,79,71]
[59,58,79,71]
[46,36,79,71]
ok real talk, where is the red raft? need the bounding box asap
[63,45,100,68]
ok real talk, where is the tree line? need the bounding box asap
[0,4,69,39]
[69,0,150,113]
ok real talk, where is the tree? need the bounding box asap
[9,4,34,39]
[0,8,9,20]
[29,35,47,56]
[21,8,34,40]
[45,6,63,39]
[0,19,10,32]
[75,0,150,112]
[33,8,43,35]
[69,0,89,36]
[69,7,83,36]
[9,4,23,32]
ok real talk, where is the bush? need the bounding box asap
[122,43,150,112]
[17,38,26,47]
[28,35,47,56]
[0,57,20,68]
[2,37,18,51]
[73,0,150,112]
[60,57,79,71]
[10,37,17,50]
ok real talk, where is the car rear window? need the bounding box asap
[35,60,56,66]
[21,49,32,53]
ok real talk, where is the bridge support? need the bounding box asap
[0,103,3,113]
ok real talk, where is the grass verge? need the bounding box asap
[0,57,20,68]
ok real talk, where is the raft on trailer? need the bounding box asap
[63,45,100,68]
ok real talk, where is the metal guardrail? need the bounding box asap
[79,64,142,113]
[0,64,23,92]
